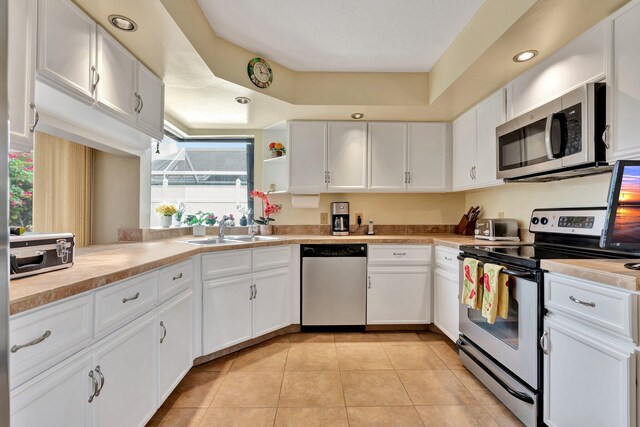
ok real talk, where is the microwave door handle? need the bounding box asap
[544,113,556,160]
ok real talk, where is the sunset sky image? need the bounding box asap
[618,166,640,205]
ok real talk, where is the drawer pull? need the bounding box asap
[88,370,98,403]
[444,256,453,261]
[160,321,167,344]
[122,292,140,304]
[94,366,105,396]
[368,276,372,289]
[539,330,549,355]
[393,252,407,256]
[569,295,596,308]
[11,330,52,353]
[172,273,183,281]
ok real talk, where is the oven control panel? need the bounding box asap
[529,208,606,236]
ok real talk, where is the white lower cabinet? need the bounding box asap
[367,267,431,324]
[543,315,636,427]
[158,289,194,404]
[433,269,459,342]
[253,268,290,337]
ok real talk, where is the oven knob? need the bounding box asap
[541,217,549,225]
[531,217,539,225]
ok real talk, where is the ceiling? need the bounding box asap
[196,0,484,72]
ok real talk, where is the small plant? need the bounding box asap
[174,202,186,223]
[268,142,286,157]
[155,204,177,217]
[184,211,217,226]
[250,191,282,225]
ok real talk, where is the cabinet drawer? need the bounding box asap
[10,294,93,389]
[435,246,459,272]
[367,245,431,266]
[202,249,251,280]
[253,246,290,272]
[95,271,158,336]
[159,258,193,301]
[545,273,636,341]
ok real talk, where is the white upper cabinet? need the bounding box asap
[9,0,38,150]
[288,121,327,194]
[452,109,476,190]
[96,28,137,123]
[407,122,450,191]
[327,122,368,192]
[37,0,97,102]
[474,90,505,187]
[368,122,407,192]
[610,1,640,160]
[136,63,165,140]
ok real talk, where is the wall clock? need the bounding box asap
[248,57,273,89]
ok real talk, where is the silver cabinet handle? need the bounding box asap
[160,321,167,344]
[472,166,476,180]
[602,124,611,149]
[254,284,258,299]
[539,330,549,355]
[88,370,98,403]
[134,92,140,113]
[122,292,140,303]
[29,102,39,133]
[469,167,473,179]
[11,330,52,353]
[569,295,596,308]
[94,366,105,396]
[249,285,254,300]
[172,273,183,281]
[138,94,144,113]
[393,252,406,256]
[368,276,371,289]
[91,65,100,93]
[444,256,453,261]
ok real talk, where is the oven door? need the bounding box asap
[458,260,540,389]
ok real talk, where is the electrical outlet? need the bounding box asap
[497,211,505,218]
[320,212,328,224]
[355,213,363,226]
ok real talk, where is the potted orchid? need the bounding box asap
[237,205,251,226]
[156,204,178,228]
[250,190,282,235]
[184,211,217,236]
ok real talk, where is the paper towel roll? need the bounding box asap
[291,195,320,208]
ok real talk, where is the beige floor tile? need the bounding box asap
[287,332,335,343]
[192,353,237,372]
[146,407,169,426]
[452,369,501,405]
[376,331,424,345]
[384,345,448,370]
[341,370,412,407]
[199,408,277,427]
[419,331,449,342]
[398,370,477,406]
[211,372,283,408]
[275,407,349,427]
[416,405,499,427]
[230,342,289,372]
[485,404,526,427]
[428,341,465,369]
[262,335,290,344]
[285,343,339,371]
[347,406,424,427]
[170,372,226,408]
[333,332,379,343]
[278,371,345,407]
[336,344,394,370]
[156,408,206,427]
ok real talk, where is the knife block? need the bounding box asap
[455,215,476,235]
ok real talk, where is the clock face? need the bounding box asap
[248,57,273,89]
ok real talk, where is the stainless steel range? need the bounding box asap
[457,207,634,427]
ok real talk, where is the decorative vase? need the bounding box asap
[161,215,172,228]
[192,224,206,236]
[259,224,273,235]
[240,215,248,226]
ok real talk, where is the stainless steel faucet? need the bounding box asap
[218,217,232,239]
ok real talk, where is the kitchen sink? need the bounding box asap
[182,238,240,245]
[181,236,282,245]
[224,235,282,242]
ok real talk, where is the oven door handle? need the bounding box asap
[457,339,535,405]
[456,256,537,281]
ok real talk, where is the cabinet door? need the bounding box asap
[202,274,253,354]
[8,0,37,149]
[407,122,450,191]
[367,267,430,324]
[288,121,327,194]
[368,122,407,191]
[433,269,459,342]
[93,312,158,427]
[474,90,505,187]
[543,316,635,427]
[158,289,193,404]
[327,122,368,192]
[37,0,97,101]
[611,2,640,160]
[452,109,476,190]
[137,63,165,140]
[96,28,137,122]
[11,351,94,427]
[253,268,290,338]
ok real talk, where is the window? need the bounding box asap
[150,134,254,227]
[9,150,33,229]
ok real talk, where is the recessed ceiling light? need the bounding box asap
[109,15,137,32]
[513,50,538,63]
[351,113,364,119]
[235,96,251,104]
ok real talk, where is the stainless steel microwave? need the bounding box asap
[496,83,607,180]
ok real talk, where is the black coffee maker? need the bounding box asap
[331,202,349,236]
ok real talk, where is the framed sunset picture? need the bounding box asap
[601,160,640,250]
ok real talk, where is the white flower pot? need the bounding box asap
[192,224,206,236]
[161,215,172,228]
[259,224,273,235]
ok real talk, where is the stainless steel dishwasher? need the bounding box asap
[301,244,367,326]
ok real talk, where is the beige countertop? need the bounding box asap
[9,234,495,315]
[541,259,640,292]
